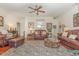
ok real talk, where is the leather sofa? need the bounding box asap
[0,32,8,47]
[0,31,24,48]
[34,30,48,40]
[58,30,79,50]
[8,37,24,48]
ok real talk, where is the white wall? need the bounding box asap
[58,4,79,30]
[0,7,59,37]
[0,8,25,36]
[25,16,58,36]
[0,8,17,30]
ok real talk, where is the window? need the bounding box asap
[36,21,44,29]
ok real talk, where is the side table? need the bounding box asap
[27,34,34,40]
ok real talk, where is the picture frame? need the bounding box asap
[73,13,79,27]
[46,23,52,32]
[0,16,4,26]
[28,22,34,28]
[53,25,56,29]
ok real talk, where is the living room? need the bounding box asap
[0,3,79,56]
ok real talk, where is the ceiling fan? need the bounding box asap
[28,5,45,15]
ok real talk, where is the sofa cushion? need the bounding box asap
[62,32,68,37]
[68,34,77,40]
[42,31,46,35]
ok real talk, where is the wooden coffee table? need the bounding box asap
[44,38,60,48]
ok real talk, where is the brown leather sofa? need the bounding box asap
[8,37,24,48]
[0,32,8,47]
[58,30,79,50]
[0,31,24,48]
[34,30,48,40]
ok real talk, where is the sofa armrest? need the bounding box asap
[76,36,79,41]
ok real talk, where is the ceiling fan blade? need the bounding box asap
[29,11,35,13]
[38,10,45,13]
[28,7,35,10]
[38,6,42,10]
[35,5,38,9]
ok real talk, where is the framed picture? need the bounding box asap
[53,25,56,29]
[46,23,52,32]
[73,13,79,27]
[28,22,34,28]
[0,16,4,26]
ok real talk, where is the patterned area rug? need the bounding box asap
[1,40,74,56]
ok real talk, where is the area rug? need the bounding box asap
[2,40,73,56]
[0,46,10,55]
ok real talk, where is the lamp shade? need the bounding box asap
[64,27,70,32]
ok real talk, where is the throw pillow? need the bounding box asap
[62,32,68,37]
[68,34,77,40]
[35,32,39,35]
[42,31,46,35]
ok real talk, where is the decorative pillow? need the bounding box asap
[68,35,77,40]
[62,32,68,37]
[42,31,46,35]
[35,32,39,35]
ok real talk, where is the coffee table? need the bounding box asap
[44,37,60,48]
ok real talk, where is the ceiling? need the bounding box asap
[0,3,75,17]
